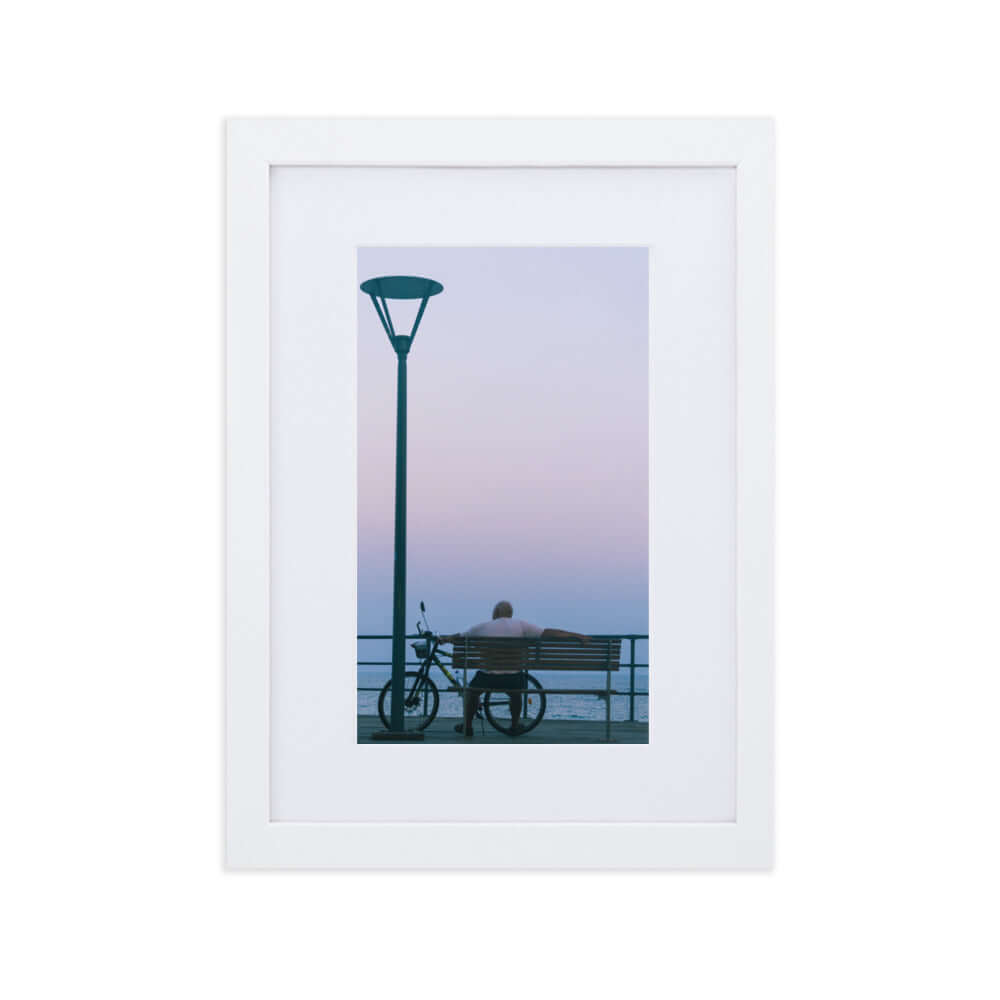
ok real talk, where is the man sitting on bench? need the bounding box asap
[439,600,590,737]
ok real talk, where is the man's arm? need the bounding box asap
[540,627,591,644]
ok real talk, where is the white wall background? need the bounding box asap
[2,3,998,999]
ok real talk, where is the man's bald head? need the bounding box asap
[492,600,513,620]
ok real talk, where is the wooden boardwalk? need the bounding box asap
[358,715,649,743]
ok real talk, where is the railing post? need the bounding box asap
[629,637,636,723]
[462,638,468,729]
[604,639,612,741]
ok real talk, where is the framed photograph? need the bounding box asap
[227,118,774,868]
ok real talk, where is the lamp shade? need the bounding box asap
[361,274,444,353]
[360,276,443,299]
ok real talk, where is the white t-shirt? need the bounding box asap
[463,617,544,674]
[464,617,544,639]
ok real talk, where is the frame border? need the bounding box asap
[226,118,774,868]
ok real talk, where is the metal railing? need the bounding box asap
[357,632,649,722]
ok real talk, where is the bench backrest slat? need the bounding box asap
[451,637,621,672]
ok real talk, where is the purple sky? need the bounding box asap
[357,247,648,636]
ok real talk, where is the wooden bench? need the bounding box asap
[451,637,623,740]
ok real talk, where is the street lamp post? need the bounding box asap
[361,275,444,737]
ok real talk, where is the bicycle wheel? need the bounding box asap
[484,673,546,736]
[377,672,439,732]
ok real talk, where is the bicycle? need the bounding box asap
[377,601,547,736]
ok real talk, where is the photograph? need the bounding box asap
[357,247,649,743]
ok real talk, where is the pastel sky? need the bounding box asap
[357,247,648,637]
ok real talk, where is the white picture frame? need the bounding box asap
[227,118,774,868]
